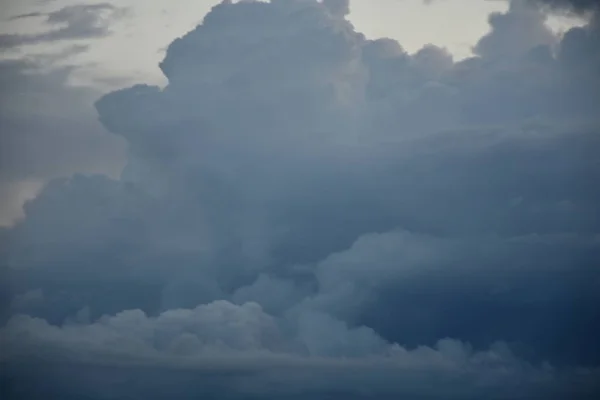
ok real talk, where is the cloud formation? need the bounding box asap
[3,296,600,399]
[1,0,600,398]
[0,3,126,49]
[0,57,126,225]
[532,0,600,13]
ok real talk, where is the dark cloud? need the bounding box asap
[0,3,126,49]
[3,343,598,400]
[1,0,600,398]
[532,0,600,12]
[322,0,350,16]
[473,1,557,60]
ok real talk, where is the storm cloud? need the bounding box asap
[1,0,600,398]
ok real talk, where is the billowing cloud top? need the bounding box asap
[1,0,600,399]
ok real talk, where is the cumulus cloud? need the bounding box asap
[2,0,600,398]
[0,58,126,226]
[473,0,557,60]
[1,303,599,399]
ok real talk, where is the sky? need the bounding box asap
[0,0,584,226]
[0,0,583,90]
[1,0,512,86]
[1,0,600,399]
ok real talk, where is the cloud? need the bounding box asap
[532,0,600,13]
[0,57,126,226]
[0,59,124,181]
[2,301,599,399]
[0,3,126,49]
[301,230,600,365]
[473,0,557,59]
[3,306,600,399]
[322,0,351,16]
[2,0,600,398]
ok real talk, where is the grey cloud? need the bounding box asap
[322,0,350,16]
[0,58,126,226]
[473,1,557,60]
[0,3,126,49]
[301,230,600,365]
[2,304,599,399]
[2,315,600,399]
[0,60,124,181]
[531,0,600,12]
[2,0,600,398]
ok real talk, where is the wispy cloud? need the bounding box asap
[0,3,128,50]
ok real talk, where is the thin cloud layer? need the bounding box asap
[1,0,600,398]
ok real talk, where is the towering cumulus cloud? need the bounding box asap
[1,0,600,398]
